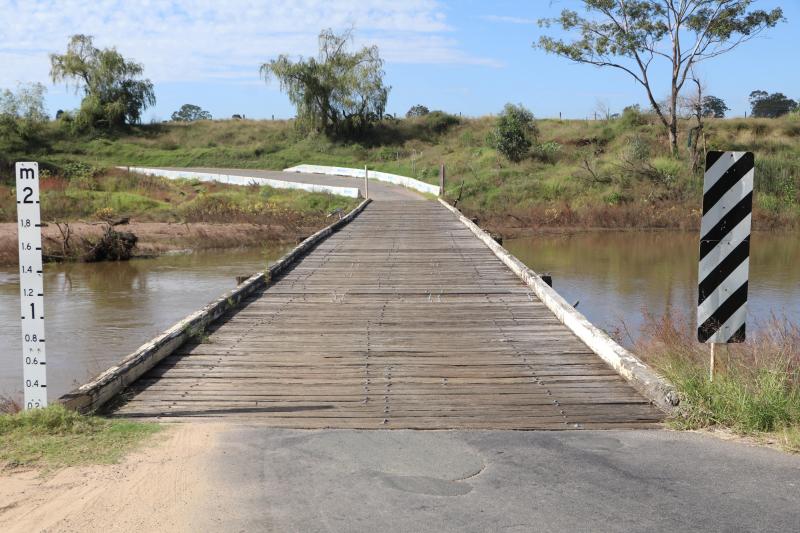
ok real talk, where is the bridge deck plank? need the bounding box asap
[111,201,664,428]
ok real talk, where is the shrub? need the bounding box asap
[424,111,460,134]
[62,161,99,181]
[533,141,562,164]
[490,103,538,162]
[650,157,683,186]
[619,104,647,128]
[93,207,117,220]
[603,190,629,205]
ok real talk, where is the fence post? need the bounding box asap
[439,164,445,197]
[364,165,369,199]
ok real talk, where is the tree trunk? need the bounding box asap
[668,119,679,156]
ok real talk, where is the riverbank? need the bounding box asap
[0,220,314,267]
[0,168,357,266]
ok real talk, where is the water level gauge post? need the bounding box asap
[16,162,48,409]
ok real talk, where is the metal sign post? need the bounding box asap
[16,162,48,408]
[697,151,754,380]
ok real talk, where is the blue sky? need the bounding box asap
[1,0,796,121]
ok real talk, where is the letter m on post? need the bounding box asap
[19,168,36,180]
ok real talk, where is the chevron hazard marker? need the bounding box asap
[697,151,754,346]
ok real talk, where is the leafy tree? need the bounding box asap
[702,95,729,118]
[490,103,538,162]
[260,29,389,138]
[749,90,798,118]
[0,82,48,151]
[171,104,212,122]
[537,1,785,154]
[50,34,155,130]
[406,105,430,118]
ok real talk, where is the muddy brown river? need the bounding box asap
[505,230,800,341]
[0,247,289,399]
[1,231,798,401]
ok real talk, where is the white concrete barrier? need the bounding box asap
[284,164,440,196]
[119,167,361,198]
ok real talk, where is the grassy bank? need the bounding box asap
[0,404,160,470]
[0,167,358,264]
[2,113,798,230]
[635,312,800,452]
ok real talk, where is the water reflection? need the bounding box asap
[505,231,800,343]
[0,246,288,399]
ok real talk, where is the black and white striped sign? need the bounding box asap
[697,151,754,343]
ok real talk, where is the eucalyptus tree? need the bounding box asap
[537,1,784,154]
[50,34,155,130]
[260,29,389,138]
[702,95,729,118]
[749,90,798,118]
[171,104,212,122]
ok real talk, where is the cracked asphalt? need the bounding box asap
[198,427,800,532]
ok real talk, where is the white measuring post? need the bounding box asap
[16,162,48,409]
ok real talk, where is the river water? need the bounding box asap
[505,230,800,343]
[1,231,798,402]
[0,247,288,400]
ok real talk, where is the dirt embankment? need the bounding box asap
[0,423,227,532]
[460,202,797,239]
[0,221,315,266]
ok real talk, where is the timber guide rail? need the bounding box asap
[63,185,674,429]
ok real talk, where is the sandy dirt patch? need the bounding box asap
[0,423,229,533]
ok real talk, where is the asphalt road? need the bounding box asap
[169,167,425,201]
[201,427,800,533]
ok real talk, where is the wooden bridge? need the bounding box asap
[110,189,666,429]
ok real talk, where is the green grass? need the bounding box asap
[635,312,800,452]
[2,113,799,228]
[0,405,161,469]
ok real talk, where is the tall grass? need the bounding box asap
[635,311,800,451]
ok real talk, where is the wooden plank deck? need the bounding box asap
[111,201,665,428]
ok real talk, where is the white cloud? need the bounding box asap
[0,0,499,87]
